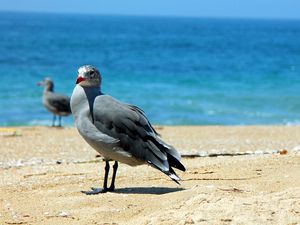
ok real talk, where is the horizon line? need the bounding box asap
[1,9,300,22]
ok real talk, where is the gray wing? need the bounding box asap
[93,95,185,182]
[47,93,71,113]
[126,104,161,137]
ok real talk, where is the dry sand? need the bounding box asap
[0,126,299,225]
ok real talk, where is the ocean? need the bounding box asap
[0,11,299,126]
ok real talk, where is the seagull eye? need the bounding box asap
[89,71,95,78]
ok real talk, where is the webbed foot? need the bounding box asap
[81,187,107,195]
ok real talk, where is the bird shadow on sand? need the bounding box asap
[114,187,185,195]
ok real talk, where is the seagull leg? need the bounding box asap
[108,161,118,192]
[52,115,56,127]
[103,161,110,190]
[58,116,62,127]
[82,161,110,195]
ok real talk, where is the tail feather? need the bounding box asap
[145,134,186,184]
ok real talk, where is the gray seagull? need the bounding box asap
[70,65,186,194]
[38,78,71,127]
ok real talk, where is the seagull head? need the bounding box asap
[37,77,54,91]
[76,65,101,87]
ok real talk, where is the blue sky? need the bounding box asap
[0,0,299,19]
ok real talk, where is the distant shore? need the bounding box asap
[0,126,299,224]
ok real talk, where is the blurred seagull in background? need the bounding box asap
[38,78,71,127]
[70,65,186,194]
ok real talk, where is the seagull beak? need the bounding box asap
[76,76,85,84]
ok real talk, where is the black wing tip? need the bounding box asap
[148,161,183,184]
[168,173,181,185]
[166,153,186,172]
[177,162,186,172]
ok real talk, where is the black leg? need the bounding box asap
[52,115,56,127]
[103,161,110,190]
[108,161,118,191]
[58,116,62,127]
[82,161,110,195]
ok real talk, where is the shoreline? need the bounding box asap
[1,125,300,167]
[1,125,299,224]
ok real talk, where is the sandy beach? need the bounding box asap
[0,126,299,224]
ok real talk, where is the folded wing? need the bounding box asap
[92,95,186,183]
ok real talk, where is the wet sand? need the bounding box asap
[0,126,299,224]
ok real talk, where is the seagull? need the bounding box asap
[70,65,186,194]
[38,78,71,127]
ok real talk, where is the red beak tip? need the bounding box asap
[76,77,85,84]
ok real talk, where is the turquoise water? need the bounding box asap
[0,12,300,126]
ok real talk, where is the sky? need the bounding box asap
[0,0,299,20]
